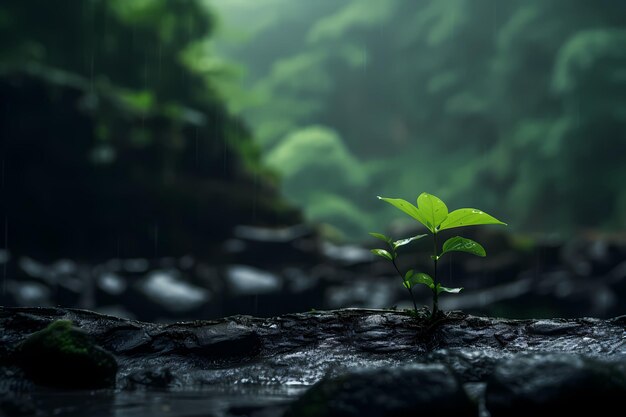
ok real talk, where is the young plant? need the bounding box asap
[371,192,506,318]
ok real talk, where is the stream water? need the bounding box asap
[20,385,304,417]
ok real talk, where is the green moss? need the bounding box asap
[16,320,117,389]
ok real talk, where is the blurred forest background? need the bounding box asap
[0,0,625,320]
[211,0,626,238]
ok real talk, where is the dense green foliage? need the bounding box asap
[372,192,506,316]
[212,0,626,238]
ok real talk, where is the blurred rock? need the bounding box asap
[485,354,626,417]
[234,224,312,243]
[137,271,210,313]
[18,258,47,281]
[2,230,625,321]
[226,265,282,295]
[9,281,51,307]
[179,255,195,270]
[325,280,396,309]
[321,242,372,266]
[225,224,319,265]
[285,364,476,417]
[283,267,317,293]
[97,273,127,296]
[123,259,149,274]
[0,250,10,264]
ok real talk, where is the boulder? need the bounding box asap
[485,354,626,417]
[14,320,117,389]
[285,364,477,417]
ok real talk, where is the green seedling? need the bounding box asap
[371,192,506,318]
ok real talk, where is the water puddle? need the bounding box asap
[21,385,305,417]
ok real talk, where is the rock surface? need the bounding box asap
[285,364,477,417]
[0,307,625,417]
[485,354,626,417]
[13,319,117,389]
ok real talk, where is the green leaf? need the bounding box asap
[377,196,431,232]
[417,193,448,232]
[439,208,506,231]
[403,272,434,289]
[441,236,486,257]
[369,232,391,244]
[404,269,414,280]
[393,234,428,249]
[371,249,394,261]
[436,284,463,294]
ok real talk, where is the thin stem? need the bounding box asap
[392,259,418,312]
[432,232,439,318]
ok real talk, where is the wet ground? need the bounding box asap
[13,386,299,417]
[2,307,625,416]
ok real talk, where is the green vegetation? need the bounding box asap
[371,192,506,317]
[16,320,117,388]
[211,0,626,239]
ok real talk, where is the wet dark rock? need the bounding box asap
[485,354,626,417]
[0,307,625,416]
[124,367,175,390]
[14,320,117,389]
[526,319,582,335]
[0,391,36,417]
[284,364,476,417]
[147,322,262,362]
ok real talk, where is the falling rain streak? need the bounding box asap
[2,217,6,296]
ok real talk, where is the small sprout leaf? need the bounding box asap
[442,236,486,257]
[417,193,448,231]
[378,196,432,232]
[374,192,508,316]
[436,284,463,294]
[439,208,506,231]
[393,234,428,249]
[369,232,392,243]
[404,272,435,289]
[371,249,394,261]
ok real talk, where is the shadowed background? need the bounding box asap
[1,0,625,321]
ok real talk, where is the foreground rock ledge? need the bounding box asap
[1,307,625,416]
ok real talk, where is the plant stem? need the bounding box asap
[392,260,418,312]
[432,232,439,318]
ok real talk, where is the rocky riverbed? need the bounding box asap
[3,226,626,323]
[1,307,625,416]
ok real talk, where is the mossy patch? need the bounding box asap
[15,320,117,389]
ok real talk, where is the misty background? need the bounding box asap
[0,0,625,320]
[211,0,626,238]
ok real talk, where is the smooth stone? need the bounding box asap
[485,353,626,417]
[285,363,477,417]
